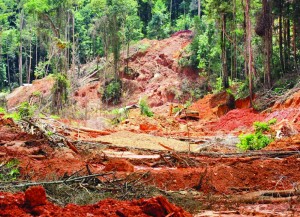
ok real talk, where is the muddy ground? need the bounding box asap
[1,31,300,216]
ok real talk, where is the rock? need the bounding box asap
[103,159,134,172]
[25,186,47,207]
[140,123,158,131]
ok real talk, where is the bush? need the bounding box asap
[3,101,36,121]
[0,106,6,114]
[0,159,20,181]
[51,73,70,113]
[139,97,153,117]
[18,102,35,119]
[237,132,272,151]
[237,119,276,151]
[102,79,122,105]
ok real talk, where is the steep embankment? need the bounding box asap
[6,31,198,111]
[73,30,199,109]
[6,77,55,110]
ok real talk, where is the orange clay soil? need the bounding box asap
[0,186,191,217]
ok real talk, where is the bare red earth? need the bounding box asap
[6,76,55,109]
[210,108,266,132]
[0,186,191,217]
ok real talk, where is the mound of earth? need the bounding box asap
[189,91,235,121]
[6,76,55,109]
[273,88,300,110]
[73,30,200,109]
[0,186,191,217]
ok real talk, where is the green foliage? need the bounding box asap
[0,159,20,181]
[237,132,272,151]
[212,77,237,94]
[137,42,150,52]
[139,97,153,117]
[18,101,35,119]
[147,0,170,39]
[0,107,6,113]
[3,101,36,121]
[177,78,209,101]
[174,14,192,31]
[236,81,249,99]
[4,112,21,121]
[254,118,276,133]
[46,130,54,136]
[34,61,50,79]
[110,107,129,125]
[102,79,122,105]
[237,119,277,151]
[196,16,221,74]
[32,91,41,97]
[50,115,60,120]
[51,73,70,113]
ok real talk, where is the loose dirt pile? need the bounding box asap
[209,108,266,133]
[73,30,200,110]
[0,186,191,217]
[6,76,55,109]
[189,91,235,121]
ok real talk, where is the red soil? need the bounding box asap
[0,186,191,217]
[6,76,55,109]
[209,108,266,132]
[189,91,235,121]
[273,89,300,109]
[73,82,101,108]
[145,155,300,194]
[73,31,199,109]
[265,134,300,151]
[103,159,135,172]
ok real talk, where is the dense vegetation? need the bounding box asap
[0,0,299,104]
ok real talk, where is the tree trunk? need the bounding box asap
[6,41,11,91]
[279,0,285,75]
[262,0,272,88]
[221,14,229,89]
[198,0,201,17]
[65,10,70,72]
[19,10,24,86]
[293,0,299,71]
[72,11,75,76]
[28,33,32,84]
[233,0,237,79]
[170,0,172,23]
[245,0,254,107]
[287,3,291,70]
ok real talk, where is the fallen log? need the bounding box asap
[195,150,300,158]
[233,189,300,203]
[0,172,115,189]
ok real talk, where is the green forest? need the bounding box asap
[0,0,299,101]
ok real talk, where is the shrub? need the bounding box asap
[139,97,153,117]
[51,73,70,113]
[4,112,21,121]
[18,102,35,119]
[254,118,277,133]
[102,79,122,105]
[110,107,129,125]
[3,102,36,121]
[237,132,272,151]
[237,119,276,151]
[0,159,20,181]
[0,107,6,114]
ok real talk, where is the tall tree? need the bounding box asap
[244,0,254,106]
[19,9,24,86]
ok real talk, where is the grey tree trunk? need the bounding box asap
[245,0,254,107]
[19,10,24,86]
